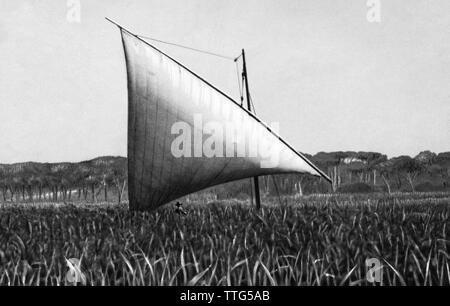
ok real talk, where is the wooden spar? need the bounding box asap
[241,49,262,210]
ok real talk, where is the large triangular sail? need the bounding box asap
[114,23,331,210]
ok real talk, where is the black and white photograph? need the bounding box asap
[0,0,449,296]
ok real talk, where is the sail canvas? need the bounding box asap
[120,29,330,210]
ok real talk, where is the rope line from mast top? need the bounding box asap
[137,34,237,61]
[249,93,257,115]
[235,60,244,106]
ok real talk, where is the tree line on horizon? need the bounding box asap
[0,156,127,204]
[0,150,449,203]
[309,150,450,194]
[206,150,450,200]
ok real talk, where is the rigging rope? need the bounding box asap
[138,34,246,107]
[249,93,257,115]
[234,60,244,106]
[137,34,236,61]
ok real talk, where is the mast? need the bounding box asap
[241,49,261,210]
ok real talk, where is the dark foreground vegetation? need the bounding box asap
[0,192,449,286]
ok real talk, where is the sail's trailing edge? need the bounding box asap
[117,26,331,210]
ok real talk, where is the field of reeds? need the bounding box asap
[0,192,449,286]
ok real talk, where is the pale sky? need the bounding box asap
[0,0,449,163]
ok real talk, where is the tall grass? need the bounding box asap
[0,193,449,285]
